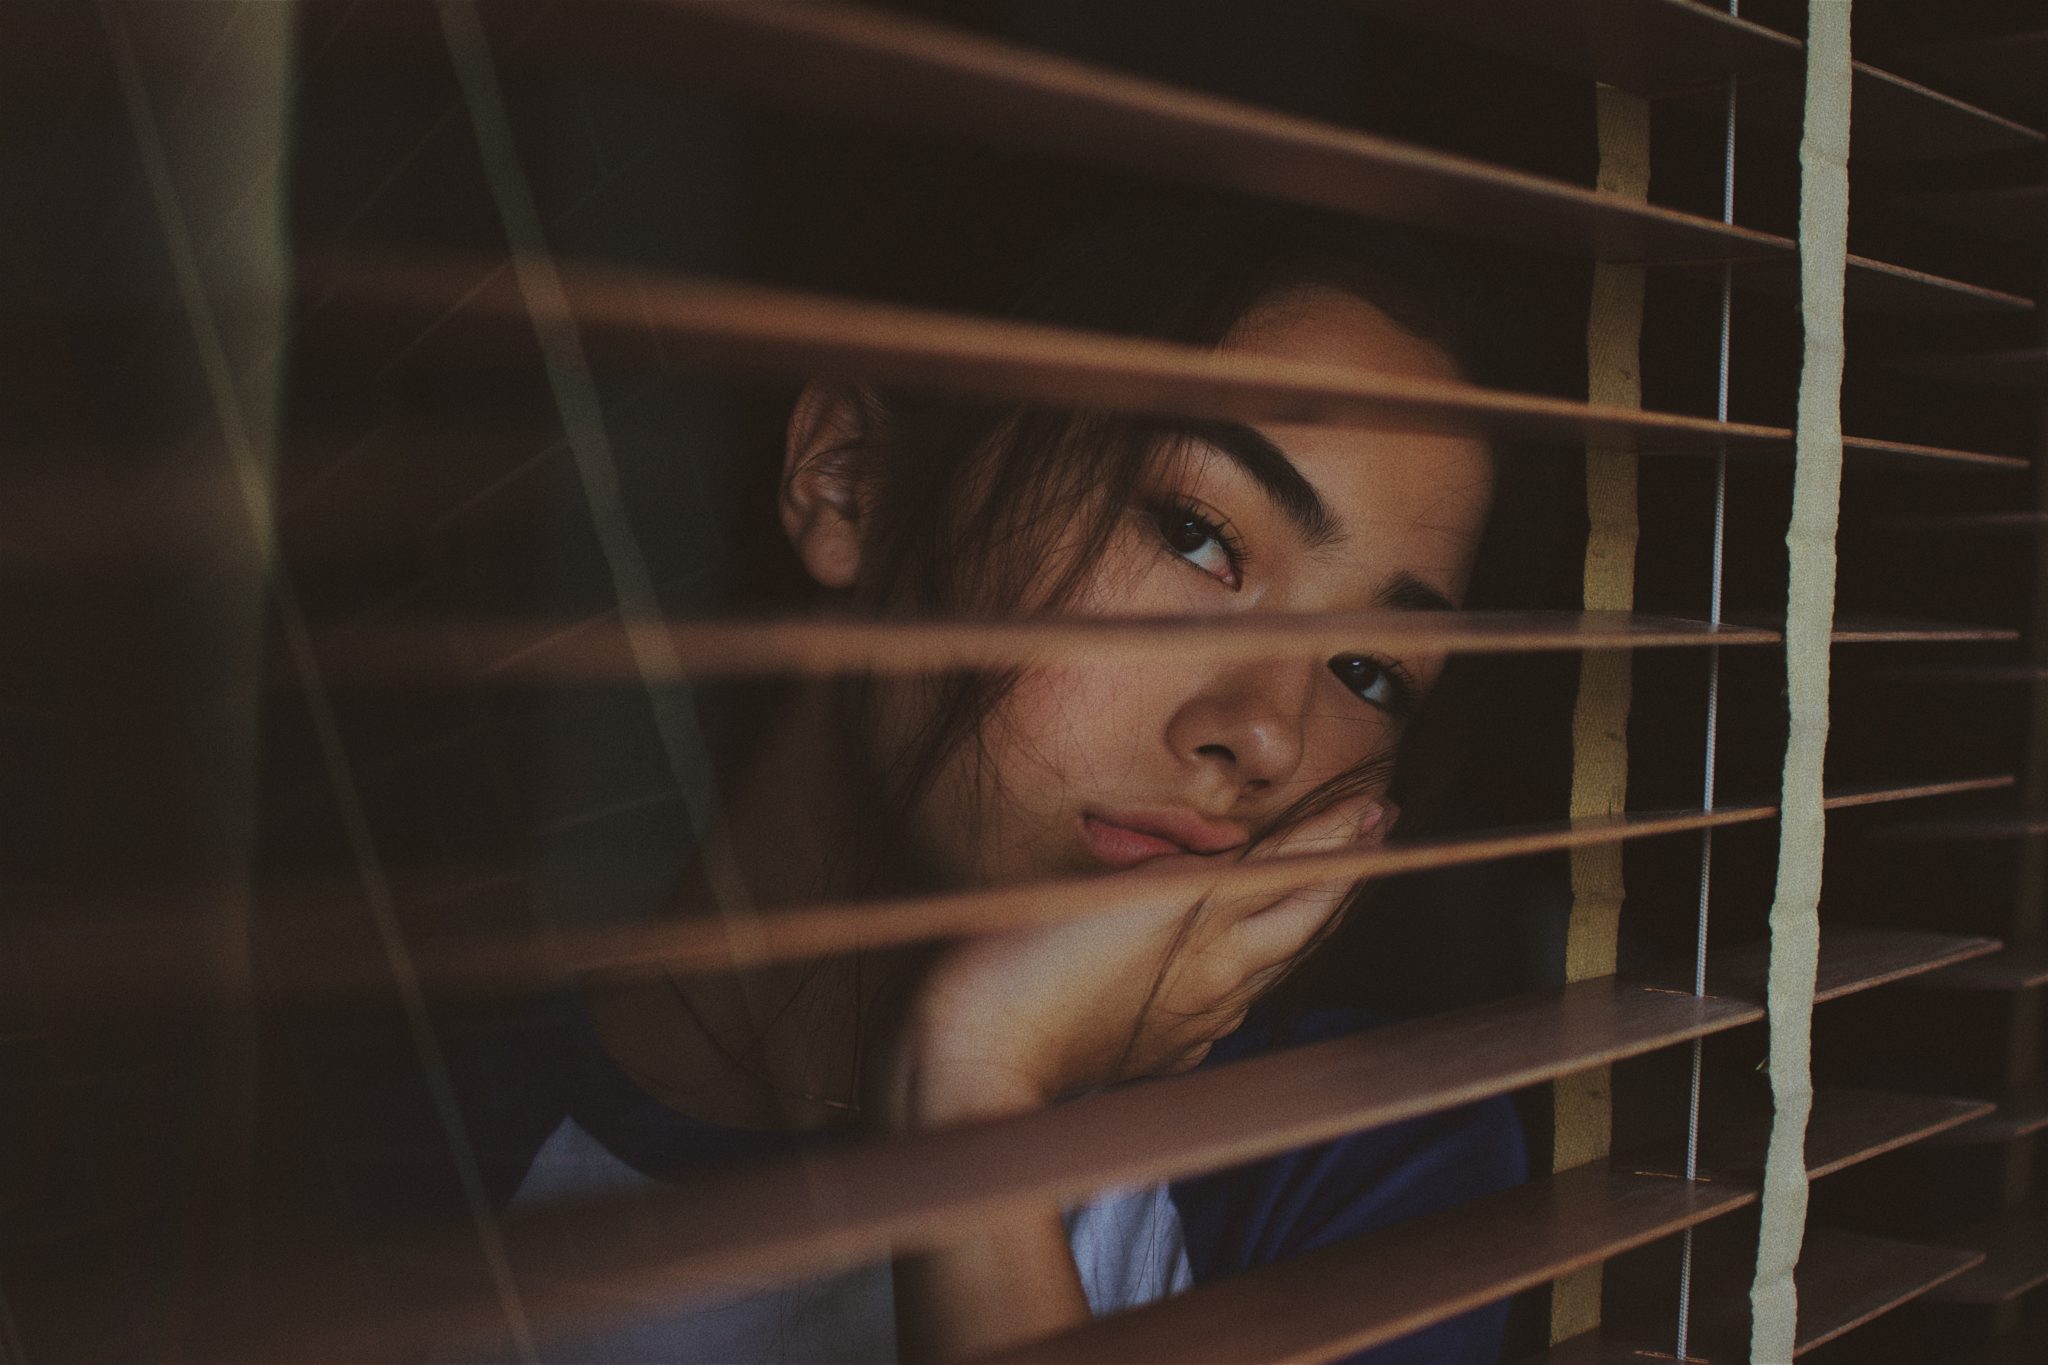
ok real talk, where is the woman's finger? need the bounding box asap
[1228,796,1399,951]
[1227,877,1355,970]
[1248,793,1388,861]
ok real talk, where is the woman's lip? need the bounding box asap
[1081,816,1184,869]
[1080,810,1247,868]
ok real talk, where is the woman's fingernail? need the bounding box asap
[1358,802,1386,836]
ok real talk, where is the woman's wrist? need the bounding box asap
[878,1005,1059,1133]
[880,1044,1056,1132]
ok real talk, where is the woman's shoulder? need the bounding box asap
[1165,1007,1526,1362]
[1170,1005,1527,1275]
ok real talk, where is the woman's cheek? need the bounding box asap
[1299,702,1401,790]
[991,661,1155,790]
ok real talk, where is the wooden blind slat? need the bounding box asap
[329,612,1779,686]
[362,979,1750,1359]
[1813,777,2014,813]
[353,930,1992,1360]
[1835,438,2027,472]
[0,796,2005,1012]
[1914,947,2048,991]
[1345,0,2043,160]
[1926,1084,2048,1147]
[1550,1228,1985,1362]
[1923,1216,2048,1306]
[309,253,2031,468]
[1685,925,2001,1005]
[311,253,1781,449]
[1881,29,2048,125]
[355,0,2032,315]
[1889,814,2048,840]
[427,783,2005,980]
[981,1166,1750,1365]
[303,612,2016,689]
[1666,63,2044,166]
[1697,252,2031,315]
[336,0,1768,263]
[1817,616,2016,643]
[981,1089,1982,1365]
[1756,1231,1984,1354]
[1670,1087,1994,1181]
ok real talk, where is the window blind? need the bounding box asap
[6,1,2045,1362]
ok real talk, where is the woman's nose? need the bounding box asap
[1165,657,1317,797]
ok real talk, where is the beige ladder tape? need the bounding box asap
[1550,83,1649,1345]
[1750,4,1852,1361]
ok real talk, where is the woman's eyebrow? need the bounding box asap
[1176,419,1342,548]
[1377,571,1458,614]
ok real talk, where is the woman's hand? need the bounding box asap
[882,792,1389,1362]
[878,793,1392,1133]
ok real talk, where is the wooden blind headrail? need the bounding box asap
[305,251,2030,471]
[313,0,2031,315]
[337,930,1992,1361]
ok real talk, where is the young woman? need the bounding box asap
[494,203,1526,1363]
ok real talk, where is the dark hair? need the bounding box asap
[789,198,1490,880]
[714,193,1496,1044]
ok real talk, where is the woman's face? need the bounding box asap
[797,284,1494,890]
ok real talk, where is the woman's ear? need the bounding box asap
[781,384,871,591]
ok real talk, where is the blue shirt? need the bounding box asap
[468,999,1526,1363]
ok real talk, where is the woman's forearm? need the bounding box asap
[893,1202,1089,1363]
[883,1048,1090,1362]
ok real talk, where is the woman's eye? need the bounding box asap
[1152,504,1240,587]
[1329,654,1408,712]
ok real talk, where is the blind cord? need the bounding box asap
[1677,15,1741,1358]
